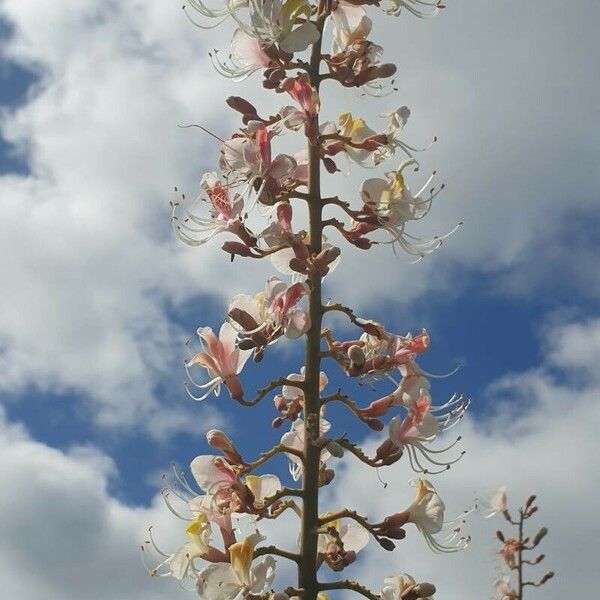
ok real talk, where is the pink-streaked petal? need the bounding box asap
[285,308,311,338]
[269,154,297,180]
[231,28,270,67]
[191,455,237,493]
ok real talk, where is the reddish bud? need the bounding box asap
[222,241,256,258]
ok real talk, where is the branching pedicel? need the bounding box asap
[144,1,472,599]
[485,488,555,600]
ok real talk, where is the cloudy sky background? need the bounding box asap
[0,0,598,598]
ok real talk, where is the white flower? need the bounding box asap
[172,172,246,247]
[211,29,271,81]
[167,514,213,580]
[317,515,370,555]
[404,479,470,553]
[331,0,372,54]
[244,474,282,508]
[232,0,320,53]
[228,277,311,340]
[381,574,435,600]
[361,158,458,259]
[384,0,442,18]
[281,416,331,480]
[196,532,275,600]
[482,486,508,518]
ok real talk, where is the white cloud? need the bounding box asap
[0,1,598,430]
[1,317,596,599]
[0,405,188,600]
[320,317,600,599]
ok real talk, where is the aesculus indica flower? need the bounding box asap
[196,532,276,600]
[317,514,370,561]
[381,574,436,600]
[321,112,388,166]
[386,392,466,474]
[211,28,271,81]
[244,473,282,508]
[184,322,251,401]
[238,0,320,53]
[172,172,255,248]
[281,416,332,480]
[167,513,213,580]
[494,575,517,600]
[360,158,459,259]
[187,455,282,527]
[188,455,246,524]
[331,0,372,55]
[399,479,470,553]
[384,0,443,19]
[483,486,508,518]
[228,277,311,346]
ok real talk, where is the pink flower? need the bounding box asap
[172,172,254,247]
[211,29,271,81]
[229,277,311,341]
[185,322,251,401]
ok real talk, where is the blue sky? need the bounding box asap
[0,1,598,599]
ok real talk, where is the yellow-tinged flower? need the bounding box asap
[229,532,265,587]
[186,513,211,553]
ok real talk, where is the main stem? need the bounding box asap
[299,10,326,600]
[517,510,524,600]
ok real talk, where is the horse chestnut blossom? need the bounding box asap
[172,172,251,247]
[381,575,436,600]
[184,323,251,401]
[392,479,471,553]
[196,533,276,600]
[228,277,311,346]
[146,1,480,599]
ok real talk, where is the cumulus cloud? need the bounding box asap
[0,0,597,430]
[319,317,600,599]
[0,318,597,598]
[0,404,186,600]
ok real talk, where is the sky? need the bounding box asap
[0,0,598,598]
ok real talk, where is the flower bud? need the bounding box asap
[347,344,365,367]
[226,96,258,117]
[379,537,396,551]
[413,583,436,597]
[359,395,394,418]
[372,63,397,80]
[319,468,335,486]
[539,571,554,585]
[325,440,345,458]
[533,527,548,546]
[323,157,339,173]
[363,416,385,431]
[496,530,505,542]
[207,429,244,464]
[342,550,357,565]
[222,241,256,258]
[525,506,538,517]
[351,237,374,249]
[524,493,537,508]
[237,338,257,350]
